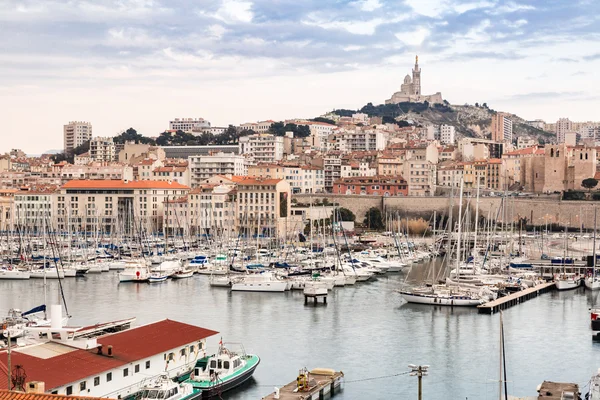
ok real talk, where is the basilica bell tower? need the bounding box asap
[412,55,421,95]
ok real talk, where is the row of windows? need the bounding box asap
[64,361,151,395]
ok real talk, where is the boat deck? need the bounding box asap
[262,370,343,400]
[537,381,579,399]
[478,282,555,314]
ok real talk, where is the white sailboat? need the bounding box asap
[231,272,288,292]
[0,266,30,280]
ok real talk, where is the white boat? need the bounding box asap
[589,369,600,400]
[29,267,65,279]
[108,260,128,271]
[196,264,228,275]
[555,274,581,290]
[138,374,196,400]
[399,286,493,306]
[0,266,30,280]
[148,272,169,283]
[585,276,600,290]
[304,281,329,297]
[210,275,232,287]
[118,264,149,283]
[231,272,288,292]
[171,269,194,279]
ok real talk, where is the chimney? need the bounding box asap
[26,382,45,394]
[107,345,114,357]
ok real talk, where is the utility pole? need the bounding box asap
[409,364,429,400]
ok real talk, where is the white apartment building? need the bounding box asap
[341,162,377,178]
[60,163,133,182]
[188,152,247,187]
[239,134,284,164]
[323,155,342,192]
[13,189,56,228]
[335,129,386,152]
[240,120,274,133]
[64,121,92,154]
[283,166,324,194]
[404,160,435,196]
[556,118,573,144]
[517,137,537,149]
[305,122,337,148]
[236,178,291,237]
[151,165,190,186]
[90,136,117,162]
[440,125,456,145]
[169,118,211,132]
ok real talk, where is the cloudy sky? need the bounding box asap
[1,0,599,153]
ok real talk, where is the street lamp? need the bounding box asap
[409,364,429,400]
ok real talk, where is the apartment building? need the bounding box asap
[239,120,274,133]
[0,189,17,231]
[437,163,464,188]
[377,155,405,176]
[151,165,190,186]
[341,162,376,178]
[188,152,247,187]
[63,121,92,154]
[188,185,237,237]
[236,178,291,237]
[323,154,342,192]
[169,118,211,132]
[491,113,513,143]
[439,125,456,145]
[90,137,117,162]
[334,129,386,152]
[404,159,435,196]
[54,180,190,233]
[13,187,58,229]
[248,164,324,194]
[332,176,408,196]
[60,163,133,182]
[555,118,573,144]
[239,134,284,164]
[487,159,502,190]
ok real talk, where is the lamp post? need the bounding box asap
[409,364,429,400]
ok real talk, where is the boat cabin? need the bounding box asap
[193,350,244,380]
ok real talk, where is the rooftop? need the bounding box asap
[0,319,217,391]
[0,390,110,400]
[61,180,190,190]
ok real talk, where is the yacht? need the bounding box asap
[555,273,582,290]
[231,272,288,292]
[589,369,600,400]
[399,285,495,306]
[29,266,65,279]
[118,263,150,283]
[0,266,30,280]
[185,343,260,398]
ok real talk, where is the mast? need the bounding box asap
[474,182,480,260]
[454,178,464,283]
[593,206,597,282]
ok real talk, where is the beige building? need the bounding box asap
[151,164,190,186]
[555,118,573,144]
[377,155,405,176]
[188,184,237,237]
[0,189,17,231]
[236,178,291,237]
[63,121,92,154]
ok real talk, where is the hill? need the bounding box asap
[331,102,554,144]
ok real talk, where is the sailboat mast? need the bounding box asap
[455,178,464,283]
[593,206,597,280]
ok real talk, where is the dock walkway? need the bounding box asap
[262,370,344,400]
[478,282,555,314]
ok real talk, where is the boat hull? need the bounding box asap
[400,291,484,306]
[231,281,288,292]
[196,357,260,399]
[0,270,30,280]
[585,278,600,290]
[555,279,581,290]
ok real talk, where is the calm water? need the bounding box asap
[1,265,600,400]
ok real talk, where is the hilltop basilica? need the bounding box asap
[385,56,443,105]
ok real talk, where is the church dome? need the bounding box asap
[404,74,412,84]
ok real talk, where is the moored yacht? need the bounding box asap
[138,374,199,400]
[0,265,30,280]
[555,273,582,290]
[231,272,288,292]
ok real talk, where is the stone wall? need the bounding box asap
[295,193,598,229]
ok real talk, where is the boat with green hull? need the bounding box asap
[183,343,260,399]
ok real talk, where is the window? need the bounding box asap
[123,368,129,377]
[66,387,73,395]
[223,361,230,369]
[146,360,151,369]
[107,372,112,382]
[80,381,86,391]
[135,364,140,373]
[94,377,100,386]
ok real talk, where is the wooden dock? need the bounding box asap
[478,282,555,314]
[262,369,344,400]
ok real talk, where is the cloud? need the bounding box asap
[553,57,579,63]
[210,0,254,24]
[353,0,382,12]
[506,91,585,101]
[395,27,430,46]
[488,1,535,15]
[583,53,600,61]
[444,51,526,61]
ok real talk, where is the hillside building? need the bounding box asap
[385,56,443,105]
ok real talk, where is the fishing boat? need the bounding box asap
[185,342,260,398]
[172,269,194,279]
[148,272,169,284]
[138,374,200,400]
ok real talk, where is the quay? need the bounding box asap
[262,368,343,400]
[478,282,556,314]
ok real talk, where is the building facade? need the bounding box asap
[169,118,211,132]
[239,134,284,164]
[332,176,408,196]
[188,152,247,187]
[385,56,443,105]
[63,121,92,154]
[90,137,117,162]
[491,113,513,143]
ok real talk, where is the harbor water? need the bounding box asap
[1,263,599,399]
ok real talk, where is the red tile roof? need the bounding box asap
[0,320,217,391]
[0,390,109,400]
[61,180,190,190]
[236,178,282,186]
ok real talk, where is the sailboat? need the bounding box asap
[585,207,600,290]
[555,223,582,290]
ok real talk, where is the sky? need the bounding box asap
[1,0,599,154]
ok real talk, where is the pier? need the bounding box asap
[537,381,579,399]
[478,282,556,314]
[262,369,343,400]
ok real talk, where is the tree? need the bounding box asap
[337,207,355,222]
[311,117,336,125]
[582,178,598,192]
[364,207,384,230]
[475,102,480,107]
[113,128,155,145]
